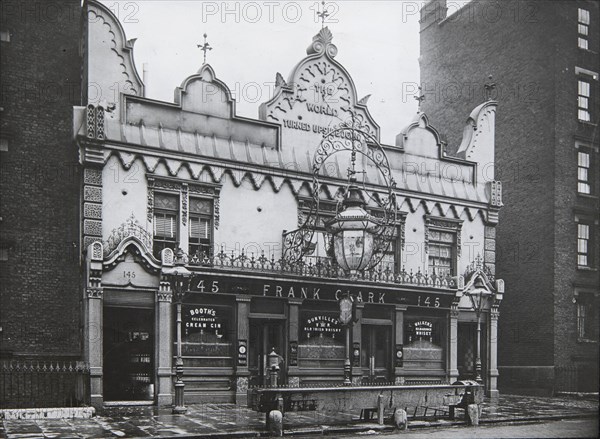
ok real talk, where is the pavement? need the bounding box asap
[0,394,598,438]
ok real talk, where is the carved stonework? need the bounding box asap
[307,27,338,58]
[161,248,174,266]
[84,219,102,237]
[181,183,188,226]
[90,241,103,261]
[84,202,102,219]
[236,377,249,393]
[86,288,103,299]
[84,186,102,203]
[424,216,463,257]
[490,181,503,207]
[157,291,172,303]
[86,105,95,138]
[83,168,102,186]
[147,177,154,222]
[287,376,300,388]
[154,180,181,191]
[490,306,500,320]
[214,196,220,230]
[104,214,152,256]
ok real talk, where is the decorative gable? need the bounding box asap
[259,27,379,155]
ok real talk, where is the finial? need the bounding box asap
[317,1,329,29]
[414,86,425,112]
[484,75,496,101]
[197,33,212,65]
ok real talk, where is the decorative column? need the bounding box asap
[487,305,500,399]
[156,279,173,406]
[235,296,251,405]
[351,303,364,385]
[449,304,459,384]
[287,298,303,388]
[394,305,407,385]
[84,241,104,409]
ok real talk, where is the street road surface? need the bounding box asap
[339,418,599,438]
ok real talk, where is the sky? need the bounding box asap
[102,1,467,145]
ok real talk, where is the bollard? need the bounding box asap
[393,408,408,430]
[467,404,479,426]
[377,394,384,425]
[268,410,283,436]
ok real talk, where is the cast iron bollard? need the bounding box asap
[268,410,283,436]
[393,408,408,430]
[467,404,480,426]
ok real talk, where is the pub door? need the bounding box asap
[103,307,154,401]
[361,325,391,383]
[248,320,286,387]
[457,322,487,381]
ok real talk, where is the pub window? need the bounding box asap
[153,192,179,257]
[180,302,233,367]
[577,293,598,342]
[578,8,590,50]
[428,229,456,277]
[298,306,344,369]
[577,222,593,268]
[189,197,213,258]
[403,317,445,372]
[578,80,591,122]
[578,150,591,194]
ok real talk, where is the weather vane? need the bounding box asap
[317,1,329,28]
[414,86,425,112]
[197,33,212,65]
[484,75,496,101]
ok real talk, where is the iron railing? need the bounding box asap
[187,249,457,289]
[0,360,90,409]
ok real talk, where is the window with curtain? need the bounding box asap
[153,192,179,257]
[189,197,213,258]
[428,229,456,277]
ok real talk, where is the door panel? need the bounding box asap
[361,325,391,383]
[249,320,285,387]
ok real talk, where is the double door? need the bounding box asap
[361,325,391,383]
[248,320,286,387]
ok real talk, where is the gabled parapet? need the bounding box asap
[456,101,497,183]
[395,112,444,158]
[173,64,236,119]
[83,0,144,118]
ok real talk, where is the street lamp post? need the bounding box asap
[465,284,493,384]
[164,248,193,414]
[338,293,354,385]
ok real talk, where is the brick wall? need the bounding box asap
[420,0,599,393]
[0,1,82,358]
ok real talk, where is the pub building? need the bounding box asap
[78,0,504,409]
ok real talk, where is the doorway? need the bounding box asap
[249,320,286,387]
[103,307,154,401]
[361,325,391,383]
[457,322,487,381]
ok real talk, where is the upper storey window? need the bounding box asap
[578,8,590,50]
[578,79,591,122]
[153,193,179,258]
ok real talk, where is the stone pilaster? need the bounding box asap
[156,279,173,407]
[84,241,104,410]
[235,296,251,405]
[449,305,459,383]
[487,306,500,399]
[287,299,303,387]
[82,166,103,252]
[394,305,407,381]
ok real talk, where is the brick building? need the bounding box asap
[0,1,85,407]
[419,0,599,394]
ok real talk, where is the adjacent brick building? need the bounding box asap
[419,0,599,394]
[0,1,84,406]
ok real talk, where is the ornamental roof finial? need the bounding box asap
[415,86,425,113]
[484,75,496,101]
[197,33,212,65]
[317,1,330,29]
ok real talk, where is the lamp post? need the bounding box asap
[164,248,192,414]
[338,293,354,385]
[465,284,493,384]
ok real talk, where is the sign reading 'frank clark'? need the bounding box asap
[189,274,454,309]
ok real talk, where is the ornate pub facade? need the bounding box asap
[77,0,504,408]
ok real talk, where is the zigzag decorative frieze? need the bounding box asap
[101,150,490,221]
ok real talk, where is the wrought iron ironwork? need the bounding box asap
[283,110,397,270]
[188,248,456,289]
